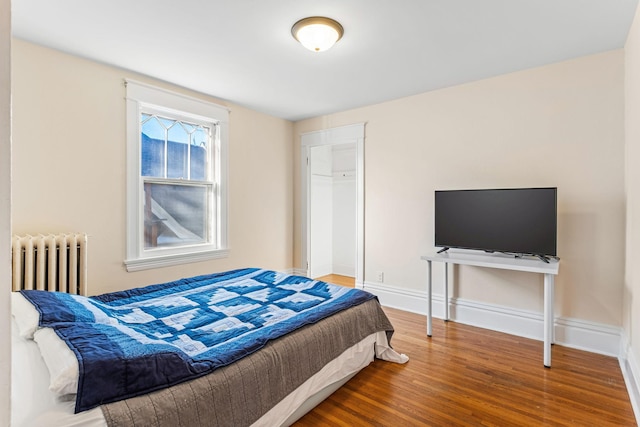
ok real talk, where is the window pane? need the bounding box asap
[143,182,210,249]
[167,123,189,179]
[141,114,212,181]
[191,127,209,180]
[141,116,166,178]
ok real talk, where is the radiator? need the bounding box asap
[12,233,88,295]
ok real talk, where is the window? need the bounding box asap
[124,80,229,271]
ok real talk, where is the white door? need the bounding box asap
[309,145,334,278]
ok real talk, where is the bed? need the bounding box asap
[11,268,408,426]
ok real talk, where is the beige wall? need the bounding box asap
[1,0,11,423]
[625,2,640,382]
[11,39,294,296]
[294,50,625,326]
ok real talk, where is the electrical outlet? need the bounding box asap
[377,271,384,282]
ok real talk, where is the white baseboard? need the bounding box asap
[332,263,355,277]
[620,336,640,424]
[361,281,621,357]
[287,268,308,276]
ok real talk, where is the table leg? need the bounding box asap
[427,260,432,337]
[444,263,449,321]
[543,273,554,368]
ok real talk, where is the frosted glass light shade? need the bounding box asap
[292,17,344,52]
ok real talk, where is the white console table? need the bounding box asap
[421,251,560,367]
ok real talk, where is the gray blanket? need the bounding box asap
[101,298,394,427]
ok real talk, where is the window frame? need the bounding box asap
[124,79,229,272]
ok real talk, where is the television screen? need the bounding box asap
[434,187,557,257]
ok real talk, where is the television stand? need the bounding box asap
[421,250,560,367]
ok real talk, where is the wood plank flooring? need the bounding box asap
[315,274,355,288]
[298,274,637,426]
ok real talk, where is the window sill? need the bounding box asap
[124,248,230,272]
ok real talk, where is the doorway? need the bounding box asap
[300,123,364,287]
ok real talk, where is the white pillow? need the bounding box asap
[11,292,40,339]
[33,327,79,396]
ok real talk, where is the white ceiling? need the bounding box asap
[11,0,639,122]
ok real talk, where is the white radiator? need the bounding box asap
[12,233,88,295]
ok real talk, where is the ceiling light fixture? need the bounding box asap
[291,16,344,52]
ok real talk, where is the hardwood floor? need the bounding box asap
[295,280,637,426]
[315,274,355,288]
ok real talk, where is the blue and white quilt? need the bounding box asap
[21,268,376,413]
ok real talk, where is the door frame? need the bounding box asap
[300,123,365,287]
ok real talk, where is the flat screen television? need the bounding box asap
[434,187,557,260]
